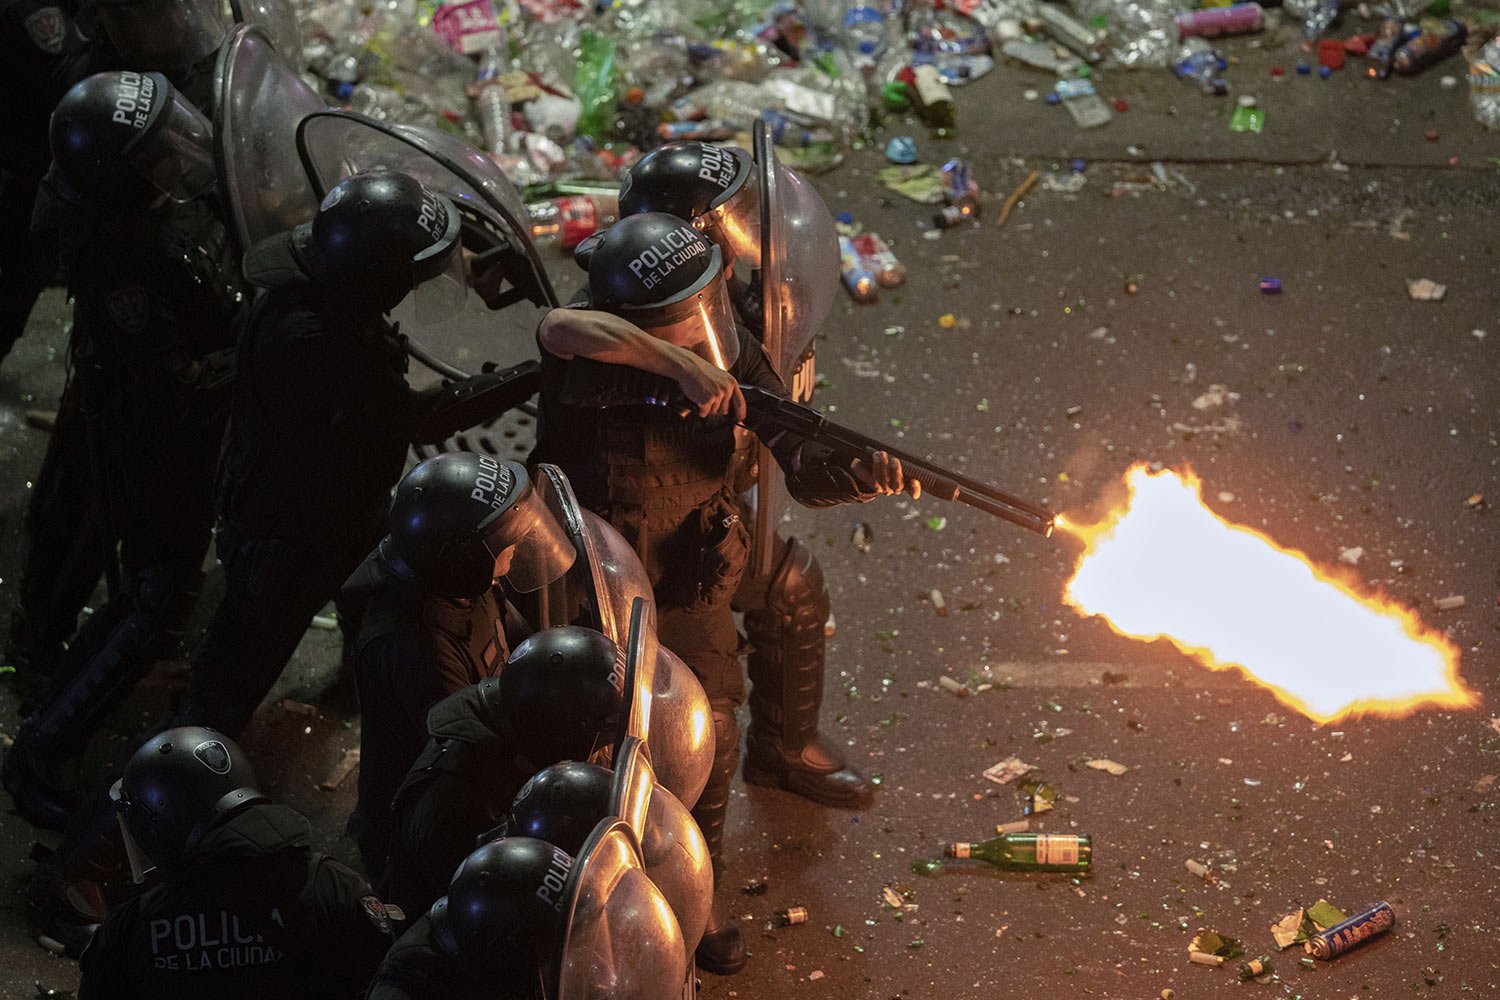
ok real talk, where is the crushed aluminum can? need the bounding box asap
[1305,901,1396,960]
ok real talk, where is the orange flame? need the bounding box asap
[1059,464,1476,724]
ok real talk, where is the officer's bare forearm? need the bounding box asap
[539,308,700,382]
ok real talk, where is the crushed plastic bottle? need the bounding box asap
[1468,36,1500,129]
[1174,37,1229,94]
[1284,0,1340,40]
[473,39,510,155]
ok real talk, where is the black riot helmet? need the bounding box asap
[108,727,269,883]
[50,71,217,205]
[92,0,229,75]
[504,762,613,856]
[431,837,575,983]
[490,627,626,766]
[579,212,740,371]
[382,454,575,598]
[617,142,760,267]
[242,169,466,317]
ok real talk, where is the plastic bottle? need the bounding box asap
[942,833,1093,871]
[1391,18,1466,76]
[837,235,878,302]
[1175,2,1264,39]
[935,158,980,227]
[1365,17,1409,79]
[1468,36,1500,129]
[851,231,906,287]
[844,3,888,65]
[1284,0,1339,40]
[1174,38,1229,95]
[473,40,510,156]
[528,193,620,250]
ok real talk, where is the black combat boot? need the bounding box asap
[692,707,747,976]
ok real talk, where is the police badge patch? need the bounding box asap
[105,287,149,334]
[23,7,67,55]
[359,895,393,935]
[194,740,232,774]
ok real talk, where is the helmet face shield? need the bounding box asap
[486,485,577,594]
[409,189,468,325]
[127,78,217,202]
[621,245,740,371]
[109,779,158,884]
[96,0,228,75]
[703,174,761,267]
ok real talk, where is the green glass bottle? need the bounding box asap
[941,833,1092,871]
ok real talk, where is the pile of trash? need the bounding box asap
[285,0,1500,233]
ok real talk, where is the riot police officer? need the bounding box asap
[372,824,689,1000]
[344,452,576,883]
[532,212,914,974]
[619,141,876,811]
[76,727,395,998]
[174,169,540,738]
[381,626,626,916]
[368,837,571,1000]
[3,71,242,829]
[0,0,97,364]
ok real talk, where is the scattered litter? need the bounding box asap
[1466,493,1485,508]
[1237,955,1273,981]
[1259,276,1282,294]
[309,613,340,631]
[1306,901,1395,960]
[807,970,824,981]
[938,675,969,697]
[1191,385,1240,410]
[319,747,361,791]
[929,589,948,617]
[1040,172,1088,193]
[774,906,809,927]
[1185,859,1219,884]
[881,886,907,909]
[995,169,1040,227]
[1191,929,1244,964]
[1189,951,1225,967]
[1338,546,1364,565]
[885,136,918,164]
[926,516,948,531]
[24,410,56,432]
[1406,277,1447,301]
[278,698,319,719]
[1085,758,1129,776]
[995,818,1030,834]
[982,756,1036,785]
[878,164,948,204]
[1019,778,1056,815]
[1433,595,1466,611]
[851,522,874,553]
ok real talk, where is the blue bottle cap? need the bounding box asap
[837,211,855,224]
[1318,64,1332,79]
[1069,158,1086,173]
[1044,92,1062,105]
[1296,62,1311,75]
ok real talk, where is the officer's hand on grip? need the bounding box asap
[676,357,746,421]
[851,450,922,499]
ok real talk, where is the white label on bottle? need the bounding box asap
[1036,835,1079,866]
[953,843,971,859]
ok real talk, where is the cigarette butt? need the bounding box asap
[824,613,836,637]
[309,613,340,631]
[24,409,57,432]
[1433,595,1465,611]
[319,747,361,791]
[995,818,1030,834]
[930,589,948,616]
[882,886,905,909]
[937,676,968,697]
[1189,951,1224,967]
[1161,990,1176,1000]
[279,698,319,719]
[1184,859,1214,880]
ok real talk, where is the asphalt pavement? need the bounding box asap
[1,10,1497,998]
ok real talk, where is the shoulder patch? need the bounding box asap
[105,287,149,335]
[360,894,394,935]
[23,7,66,55]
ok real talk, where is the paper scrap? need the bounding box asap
[1086,758,1129,776]
[983,756,1036,785]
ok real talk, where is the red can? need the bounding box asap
[528,194,620,250]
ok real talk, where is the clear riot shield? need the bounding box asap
[610,737,713,955]
[622,598,657,745]
[213,23,326,253]
[644,644,712,810]
[529,465,655,649]
[750,120,840,577]
[229,0,301,57]
[296,109,558,312]
[549,819,688,1000]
